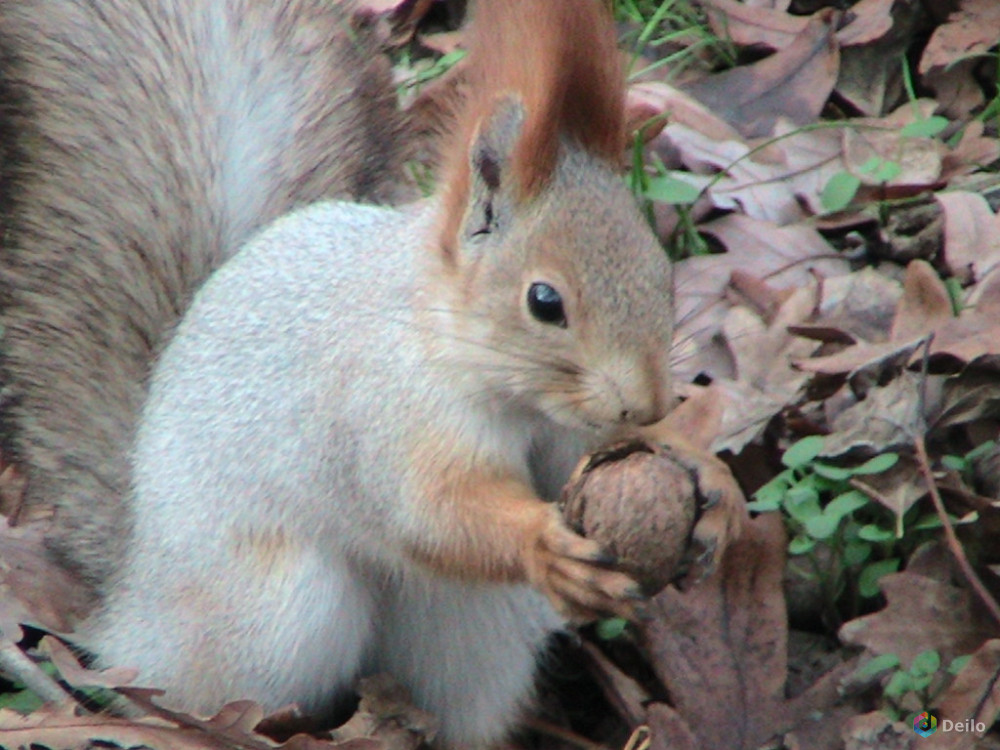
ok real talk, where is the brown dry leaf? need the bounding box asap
[657,384,726,453]
[934,639,1000,747]
[822,372,930,458]
[0,516,94,636]
[662,124,807,223]
[700,0,808,50]
[934,370,1000,433]
[937,191,1000,283]
[843,100,947,189]
[812,267,904,344]
[941,121,1000,180]
[684,9,840,138]
[844,452,926,520]
[920,0,1000,74]
[627,81,743,144]
[834,0,897,47]
[796,261,951,383]
[834,0,922,117]
[329,674,438,750]
[639,514,789,749]
[841,712,917,750]
[785,705,861,750]
[109,689,379,750]
[0,698,331,750]
[647,703,700,750]
[795,337,925,382]
[839,572,998,670]
[926,59,987,122]
[639,513,855,749]
[678,283,823,453]
[672,214,849,383]
[41,635,138,690]
[702,0,893,50]
[890,258,955,342]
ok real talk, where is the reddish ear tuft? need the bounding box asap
[438,0,626,255]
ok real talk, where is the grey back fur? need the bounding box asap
[0,0,406,586]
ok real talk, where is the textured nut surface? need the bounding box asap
[560,439,699,595]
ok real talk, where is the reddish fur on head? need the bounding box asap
[438,0,626,253]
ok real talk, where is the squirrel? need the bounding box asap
[0,0,742,746]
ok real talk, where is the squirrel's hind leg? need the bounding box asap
[374,576,562,748]
[77,543,376,722]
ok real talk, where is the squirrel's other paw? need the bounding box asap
[524,506,645,623]
[667,443,748,585]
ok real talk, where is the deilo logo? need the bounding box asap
[913,712,938,737]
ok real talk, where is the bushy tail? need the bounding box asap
[0,0,405,586]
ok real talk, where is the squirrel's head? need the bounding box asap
[424,0,673,435]
[426,97,673,434]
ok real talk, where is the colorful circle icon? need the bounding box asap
[914,712,938,737]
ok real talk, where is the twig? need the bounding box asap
[913,435,1000,628]
[521,716,613,750]
[623,725,652,750]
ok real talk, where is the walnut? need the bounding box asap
[560,439,699,596]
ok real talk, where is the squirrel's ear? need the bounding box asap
[462,96,524,241]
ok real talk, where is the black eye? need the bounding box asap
[527,282,567,327]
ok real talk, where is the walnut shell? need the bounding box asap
[560,439,699,596]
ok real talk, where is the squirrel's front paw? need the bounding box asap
[669,444,748,584]
[524,506,645,623]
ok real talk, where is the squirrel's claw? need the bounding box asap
[669,443,748,586]
[526,507,645,623]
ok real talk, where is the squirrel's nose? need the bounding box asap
[621,391,676,427]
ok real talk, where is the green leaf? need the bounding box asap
[785,486,822,523]
[644,174,701,205]
[909,673,934,691]
[746,498,780,513]
[843,539,872,567]
[814,453,898,480]
[858,157,884,174]
[789,534,816,555]
[595,617,629,640]
[856,652,901,680]
[821,172,862,212]
[948,655,972,675]
[0,688,44,714]
[966,440,997,462]
[911,650,941,677]
[782,435,826,470]
[858,524,895,543]
[804,513,840,540]
[753,469,793,505]
[884,669,914,698]
[941,455,967,472]
[901,116,949,138]
[911,513,945,531]
[853,453,900,475]
[812,462,854,481]
[857,157,902,182]
[872,160,902,182]
[859,558,901,598]
[825,490,869,521]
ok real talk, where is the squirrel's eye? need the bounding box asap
[527,282,567,327]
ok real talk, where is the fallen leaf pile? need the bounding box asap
[3,0,1000,749]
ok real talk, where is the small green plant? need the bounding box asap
[595,617,630,641]
[941,440,997,481]
[857,650,971,720]
[614,0,736,81]
[626,127,707,260]
[748,436,973,625]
